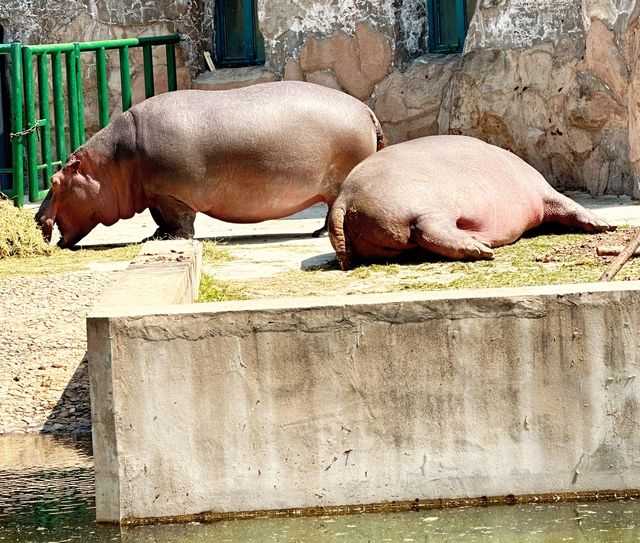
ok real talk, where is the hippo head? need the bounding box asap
[35,157,104,248]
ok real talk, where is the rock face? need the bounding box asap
[373,55,459,144]
[4,0,640,195]
[441,3,640,196]
[372,1,640,197]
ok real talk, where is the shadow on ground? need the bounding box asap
[42,355,92,435]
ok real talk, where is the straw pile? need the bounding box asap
[0,197,53,258]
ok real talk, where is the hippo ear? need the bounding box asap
[66,157,81,173]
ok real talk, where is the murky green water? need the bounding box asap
[1,434,639,542]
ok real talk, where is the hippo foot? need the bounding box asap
[312,226,329,238]
[575,213,616,233]
[459,237,494,260]
[142,228,188,243]
[414,216,494,261]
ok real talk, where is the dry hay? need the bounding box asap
[0,197,53,258]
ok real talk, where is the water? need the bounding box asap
[1,434,639,542]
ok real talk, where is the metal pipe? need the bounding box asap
[142,45,155,98]
[95,47,109,128]
[22,47,40,203]
[51,51,67,165]
[9,43,24,206]
[74,43,85,145]
[119,46,132,111]
[166,43,177,92]
[66,49,79,151]
[37,53,53,185]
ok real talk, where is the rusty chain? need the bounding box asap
[9,123,40,140]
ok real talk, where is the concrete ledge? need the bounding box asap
[192,66,278,91]
[93,240,201,309]
[87,277,640,524]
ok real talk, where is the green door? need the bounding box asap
[428,0,477,53]
[214,0,265,67]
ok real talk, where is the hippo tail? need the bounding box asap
[367,107,388,151]
[328,197,354,271]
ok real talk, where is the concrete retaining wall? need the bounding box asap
[87,261,640,524]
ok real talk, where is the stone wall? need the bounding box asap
[261,0,427,102]
[373,1,640,197]
[88,277,640,524]
[6,1,640,197]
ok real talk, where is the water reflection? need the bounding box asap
[121,502,640,542]
[0,434,639,542]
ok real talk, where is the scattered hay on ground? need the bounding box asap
[0,198,53,259]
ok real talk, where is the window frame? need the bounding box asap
[427,0,470,54]
[214,0,265,68]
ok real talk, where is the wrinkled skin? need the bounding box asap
[329,136,614,270]
[35,82,385,248]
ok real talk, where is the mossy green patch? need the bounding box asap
[198,273,247,302]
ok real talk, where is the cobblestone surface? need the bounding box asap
[0,271,117,435]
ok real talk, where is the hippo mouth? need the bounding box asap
[34,190,56,243]
[34,212,54,243]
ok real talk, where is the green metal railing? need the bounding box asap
[0,34,181,206]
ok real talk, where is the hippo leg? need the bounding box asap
[147,196,196,240]
[312,211,330,238]
[413,214,494,260]
[543,193,614,232]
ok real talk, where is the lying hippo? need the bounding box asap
[329,135,613,270]
[36,82,386,247]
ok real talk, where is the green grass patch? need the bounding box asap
[198,273,247,302]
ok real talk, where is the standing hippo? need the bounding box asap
[329,135,613,270]
[36,82,386,247]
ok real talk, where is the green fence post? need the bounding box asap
[51,51,67,165]
[74,43,85,145]
[10,43,24,207]
[166,42,177,91]
[119,46,132,111]
[142,45,155,98]
[95,47,109,128]
[22,46,40,203]
[37,53,53,186]
[66,49,80,151]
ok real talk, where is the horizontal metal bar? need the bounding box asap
[33,188,49,201]
[36,161,63,171]
[24,35,181,54]
[0,167,13,173]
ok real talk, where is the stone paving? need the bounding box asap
[1,195,640,435]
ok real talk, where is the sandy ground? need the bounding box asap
[1,193,640,434]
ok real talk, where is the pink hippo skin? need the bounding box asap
[35,82,386,247]
[329,135,614,270]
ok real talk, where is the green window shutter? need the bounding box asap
[214,0,265,67]
[428,0,476,53]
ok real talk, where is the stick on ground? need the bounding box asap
[599,229,640,281]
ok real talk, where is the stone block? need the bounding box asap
[305,69,342,91]
[192,66,278,91]
[89,281,640,524]
[298,23,391,101]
